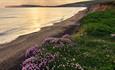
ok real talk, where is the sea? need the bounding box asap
[0,7,87,44]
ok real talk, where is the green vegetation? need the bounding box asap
[44,45,84,70]
[71,36,115,70]
[45,8,115,70]
[72,8,115,70]
[81,9,115,37]
[25,8,115,70]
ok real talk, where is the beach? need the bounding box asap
[0,0,114,70]
[0,8,87,70]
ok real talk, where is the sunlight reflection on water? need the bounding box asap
[0,7,86,44]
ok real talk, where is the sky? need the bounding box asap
[0,0,91,6]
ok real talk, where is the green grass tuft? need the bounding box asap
[71,8,115,70]
[81,9,115,37]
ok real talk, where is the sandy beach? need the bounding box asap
[0,0,114,69]
[0,8,87,70]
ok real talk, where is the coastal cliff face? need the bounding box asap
[88,2,114,12]
[0,2,114,70]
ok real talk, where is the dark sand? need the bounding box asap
[0,8,87,70]
[0,1,114,69]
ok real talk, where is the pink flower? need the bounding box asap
[42,37,55,44]
[22,63,40,70]
[42,34,73,47]
[22,57,40,70]
[60,38,73,44]
[25,46,40,58]
[22,57,37,66]
[62,34,71,39]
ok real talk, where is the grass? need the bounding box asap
[43,36,115,70]
[71,7,115,70]
[39,8,115,70]
[80,8,115,37]
[72,36,115,70]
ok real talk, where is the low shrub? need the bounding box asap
[81,9,115,37]
[21,35,84,70]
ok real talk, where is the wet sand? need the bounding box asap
[0,1,114,69]
[0,8,87,70]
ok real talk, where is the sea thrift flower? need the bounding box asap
[22,63,40,70]
[22,57,37,66]
[62,34,71,39]
[46,53,56,62]
[22,53,57,70]
[42,37,56,44]
[37,53,57,69]
[25,46,40,58]
[60,38,73,44]
[38,54,56,69]
[50,38,59,44]
[74,63,84,70]
[22,57,40,70]
[42,34,73,47]
[61,34,73,45]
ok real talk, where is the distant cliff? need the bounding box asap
[56,0,115,7]
[6,0,114,8]
[1,1,115,70]
[6,5,44,8]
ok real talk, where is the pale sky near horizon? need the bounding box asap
[0,0,91,6]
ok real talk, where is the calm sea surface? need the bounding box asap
[0,7,86,44]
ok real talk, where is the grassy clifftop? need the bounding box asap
[21,5,115,70]
[72,6,115,70]
[45,6,115,70]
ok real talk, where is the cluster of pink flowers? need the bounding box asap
[36,53,56,69]
[22,57,39,70]
[22,45,57,70]
[21,34,75,70]
[25,46,40,58]
[42,34,73,47]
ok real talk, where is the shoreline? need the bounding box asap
[0,7,86,45]
[0,1,114,70]
[5,0,114,8]
[0,7,88,70]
